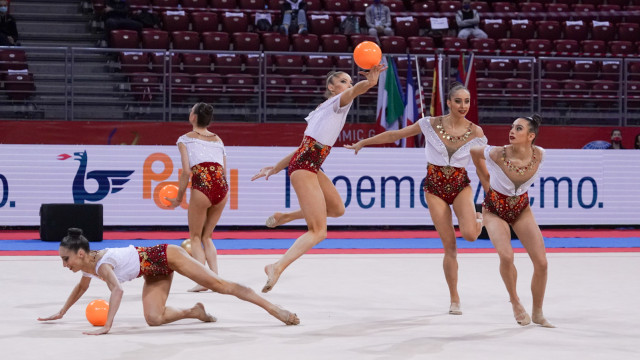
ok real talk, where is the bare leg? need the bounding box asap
[187,189,213,292]
[512,207,554,328]
[426,193,461,314]
[142,273,216,326]
[263,170,333,292]
[484,209,531,325]
[166,245,300,325]
[452,187,483,242]
[267,171,345,228]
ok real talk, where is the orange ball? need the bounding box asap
[181,238,192,256]
[159,184,178,207]
[353,41,382,70]
[86,299,109,326]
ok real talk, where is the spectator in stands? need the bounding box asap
[608,129,624,149]
[635,133,640,149]
[101,0,143,47]
[455,0,488,40]
[279,0,308,36]
[366,0,394,40]
[0,0,19,46]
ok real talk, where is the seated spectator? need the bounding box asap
[280,0,308,36]
[101,0,143,47]
[635,133,640,149]
[255,12,273,32]
[456,0,488,40]
[0,0,18,46]
[609,129,624,149]
[366,0,393,40]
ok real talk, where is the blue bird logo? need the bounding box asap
[58,150,134,204]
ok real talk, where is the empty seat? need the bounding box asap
[168,72,193,102]
[181,53,212,74]
[182,0,208,10]
[211,0,237,9]
[292,33,319,52]
[476,78,503,97]
[591,21,615,42]
[172,31,200,50]
[571,4,596,23]
[325,0,350,11]
[191,12,219,33]
[264,74,288,102]
[202,32,230,50]
[152,0,179,11]
[129,72,162,101]
[487,59,514,80]
[519,2,544,13]
[2,72,36,100]
[438,1,461,12]
[498,38,524,52]
[304,55,333,76]
[409,36,436,54]
[600,60,622,81]
[142,30,170,49]
[150,52,180,73]
[110,30,140,49]
[238,0,265,10]
[492,2,517,12]
[624,5,640,24]
[262,32,290,51]
[526,39,552,54]
[609,41,635,56]
[553,39,579,54]
[617,23,640,43]
[629,62,640,81]
[213,54,243,74]
[572,60,599,81]
[350,34,378,48]
[225,74,256,101]
[274,55,304,75]
[193,73,224,102]
[412,0,437,12]
[243,54,263,75]
[380,36,407,54]
[590,80,618,106]
[539,79,562,104]
[515,59,534,79]
[504,78,532,106]
[162,11,190,32]
[481,19,507,40]
[535,20,561,41]
[221,12,249,33]
[561,79,589,98]
[394,17,420,39]
[384,0,405,12]
[119,52,149,73]
[543,60,571,80]
[0,49,28,71]
[563,21,588,42]
[581,40,606,54]
[232,32,260,51]
[509,19,535,40]
[335,55,354,72]
[309,15,335,36]
[320,34,349,52]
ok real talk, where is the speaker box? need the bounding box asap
[39,204,103,242]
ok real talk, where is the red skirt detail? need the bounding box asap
[191,162,228,206]
[483,188,529,224]
[137,244,173,278]
[423,163,470,205]
[287,135,332,175]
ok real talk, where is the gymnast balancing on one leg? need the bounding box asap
[251,65,386,293]
[470,115,554,328]
[37,228,299,335]
[346,84,486,315]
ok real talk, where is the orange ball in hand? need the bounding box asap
[159,184,179,207]
[353,41,382,70]
[86,299,109,326]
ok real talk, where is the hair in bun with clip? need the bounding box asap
[60,227,90,253]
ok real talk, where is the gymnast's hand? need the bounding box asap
[165,197,181,209]
[37,311,64,321]
[344,141,364,155]
[83,326,111,336]
[251,166,277,181]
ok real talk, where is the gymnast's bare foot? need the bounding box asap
[512,302,531,326]
[449,302,462,315]
[188,284,209,292]
[193,302,217,322]
[262,263,281,293]
[266,212,285,228]
[532,310,555,328]
[275,308,300,325]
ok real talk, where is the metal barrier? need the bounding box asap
[1,45,639,126]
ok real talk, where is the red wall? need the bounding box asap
[1,120,639,149]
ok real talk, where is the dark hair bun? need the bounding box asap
[67,228,83,237]
[201,103,213,117]
[530,114,542,126]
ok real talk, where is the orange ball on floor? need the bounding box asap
[86,299,109,326]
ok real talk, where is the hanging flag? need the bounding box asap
[402,54,419,148]
[376,57,405,144]
[430,54,444,117]
[464,52,479,124]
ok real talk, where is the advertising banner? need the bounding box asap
[1,145,638,226]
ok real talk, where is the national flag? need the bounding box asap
[430,54,444,117]
[402,54,419,148]
[376,56,405,144]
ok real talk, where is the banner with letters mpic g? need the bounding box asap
[0,145,638,226]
